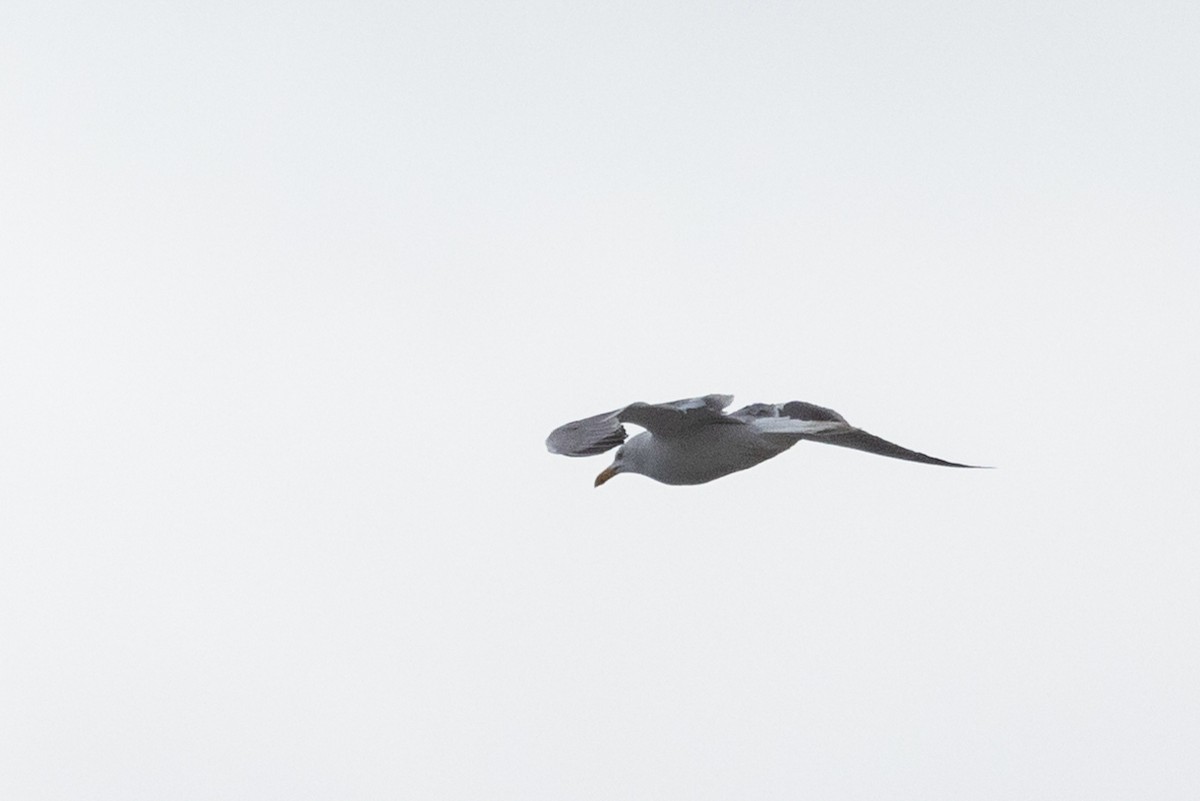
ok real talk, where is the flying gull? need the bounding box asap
[546,394,983,486]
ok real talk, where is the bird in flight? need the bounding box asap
[546,394,984,486]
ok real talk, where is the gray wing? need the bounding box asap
[546,394,735,457]
[545,408,627,457]
[734,400,980,468]
[811,429,979,467]
[619,393,735,437]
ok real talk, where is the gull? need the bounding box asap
[546,394,983,486]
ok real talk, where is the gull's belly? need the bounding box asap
[638,427,786,485]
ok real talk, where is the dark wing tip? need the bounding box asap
[817,429,984,468]
[572,427,627,456]
[780,401,848,423]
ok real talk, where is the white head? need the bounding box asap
[593,436,651,487]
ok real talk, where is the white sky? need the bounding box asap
[2,2,1198,799]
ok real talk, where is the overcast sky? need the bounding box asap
[2,2,1198,799]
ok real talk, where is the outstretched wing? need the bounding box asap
[619,394,735,437]
[809,428,979,467]
[546,394,735,457]
[734,400,980,468]
[545,408,627,457]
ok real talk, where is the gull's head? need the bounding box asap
[594,445,628,487]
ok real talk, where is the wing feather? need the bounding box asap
[619,394,734,437]
[756,399,981,468]
[809,428,980,467]
[546,394,735,457]
[545,409,626,457]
